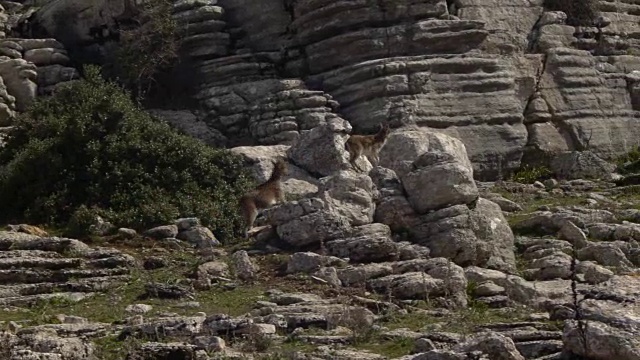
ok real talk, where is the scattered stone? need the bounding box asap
[543,179,558,190]
[176,225,220,251]
[54,314,88,324]
[125,304,153,314]
[143,256,168,270]
[557,221,588,249]
[6,224,49,237]
[175,217,201,231]
[483,193,523,212]
[143,225,179,240]
[456,330,525,360]
[193,335,225,352]
[474,281,506,297]
[231,250,259,281]
[414,337,437,352]
[577,261,614,284]
[117,228,137,239]
[286,252,347,274]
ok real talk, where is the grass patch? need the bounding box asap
[379,311,440,332]
[354,336,414,358]
[380,306,532,335]
[93,335,143,360]
[196,286,267,317]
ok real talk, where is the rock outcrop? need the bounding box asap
[161,0,639,179]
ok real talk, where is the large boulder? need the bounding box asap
[150,110,228,148]
[563,320,640,360]
[287,117,352,177]
[379,127,479,213]
[316,170,375,226]
[379,127,473,179]
[30,0,139,48]
[402,150,479,214]
[550,151,617,181]
[324,223,398,263]
[264,197,351,247]
[367,257,468,308]
[0,59,37,112]
[411,198,517,273]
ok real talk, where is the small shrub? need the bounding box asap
[543,0,599,27]
[104,0,181,100]
[509,164,552,184]
[615,146,640,174]
[0,65,253,242]
[66,205,104,239]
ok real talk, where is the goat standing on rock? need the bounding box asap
[345,122,391,172]
[238,158,288,239]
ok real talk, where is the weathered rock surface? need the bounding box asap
[16,0,640,181]
[550,151,618,181]
[410,198,517,273]
[287,117,352,177]
[0,230,134,307]
[230,144,320,199]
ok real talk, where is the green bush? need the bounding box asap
[543,0,599,26]
[0,65,253,242]
[509,164,552,184]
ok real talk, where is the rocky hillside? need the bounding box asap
[0,1,638,360]
[0,121,639,359]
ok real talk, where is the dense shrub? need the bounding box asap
[543,0,599,26]
[0,66,253,242]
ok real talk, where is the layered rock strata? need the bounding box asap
[173,1,342,147]
[0,230,134,307]
[184,0,640,179]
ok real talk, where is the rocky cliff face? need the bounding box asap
[3,0,640,180]
[172,0,640,180]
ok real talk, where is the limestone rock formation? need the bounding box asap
[14,0,640,180]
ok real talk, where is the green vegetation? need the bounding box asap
[94,336,143,360]
[0,65,253,242]
[104,0,182,100]
[354,337,414,358]
[615,146,640,174]
[543,0,599,26]
[509,164,552,184]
